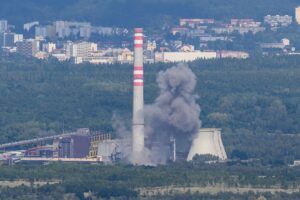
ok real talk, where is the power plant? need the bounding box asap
[132,28,145,164]
[0,28,227,166]
[187,128,227,161]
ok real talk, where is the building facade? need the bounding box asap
[296,7,300,24]
[0,20,8,32]
[16,39,39,57]
[155,51,217,63]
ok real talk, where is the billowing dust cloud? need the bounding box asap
[144,63,201,164]
[112,63,201,165]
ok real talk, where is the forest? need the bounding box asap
[0,53,300,199]
[1,162,300,199]
[0,0,299,28]
[0,55,300,164]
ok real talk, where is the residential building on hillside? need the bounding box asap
[42,43,56,53]
[54,21,92,39]
[155,51,217,63]
[179,19,215,28]
[24,21,39,31]
[16,39,40,57]
[0,32,23,47]
[296,7,300,24]
[264,15,292,28]
[35,25,56,39]
[0,20,8,32]
[65,41,97,63]
[217,51,249,59]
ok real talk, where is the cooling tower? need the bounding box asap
[187,128,227,161]
[132,28,145,164]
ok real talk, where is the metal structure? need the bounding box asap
[0,131,88,149]
[20,157,102,163]
[132,28,145,163]
[89,133,111,158]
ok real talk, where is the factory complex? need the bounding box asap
[0,127,226,165]
[0,29,227,166]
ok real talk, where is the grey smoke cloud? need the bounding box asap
[112,63,201,165]
[144,63,201,164]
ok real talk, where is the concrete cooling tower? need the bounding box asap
[187,128,227,161]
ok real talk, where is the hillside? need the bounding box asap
[0,0,299,28]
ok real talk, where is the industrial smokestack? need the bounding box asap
[132,28,145,164]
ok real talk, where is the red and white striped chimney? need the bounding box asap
[132,28,145,162]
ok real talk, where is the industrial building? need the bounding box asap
[187,128,227,161]
[0,129,114,164]
[0,127,228,165]
[0,28,229,166]
[89,133,111,158]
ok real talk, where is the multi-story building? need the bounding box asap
[53,135,90,158]
[24,21,39,31]
[0,32,23,47]
[264,15,292,27]
[0,20,8,32]
[296,7,300,24]
[35,26,47,38]
[217,51,249,59]
[79,26,91,39]
[35,25,56,39]
[42,42,56,53]
[179,19,215,28]
[212,26,265,35]
[65,41,97,63]
[16,39,40,57]
[155,51,217,63]
[92,26,114,35]
[146,40,157,51]
[54,21,91,39]
[171,27,189,36]
[199,35,231,42]
[260,38,290,50]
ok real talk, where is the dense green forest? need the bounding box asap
[1,162,300,199]
[0,55,300,163]
[0,0,299,28]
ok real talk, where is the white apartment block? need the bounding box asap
[54,21,91,39]
[16,39,40,57]
[24,21,39,31]
[42,43,56,53]
[35,26,48,38]
[0,32,23,47]
[264,15,292,27]
[65,41,97,61]
[296,7,300,24]
[0,20,8,32]
[155,51,217,63]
